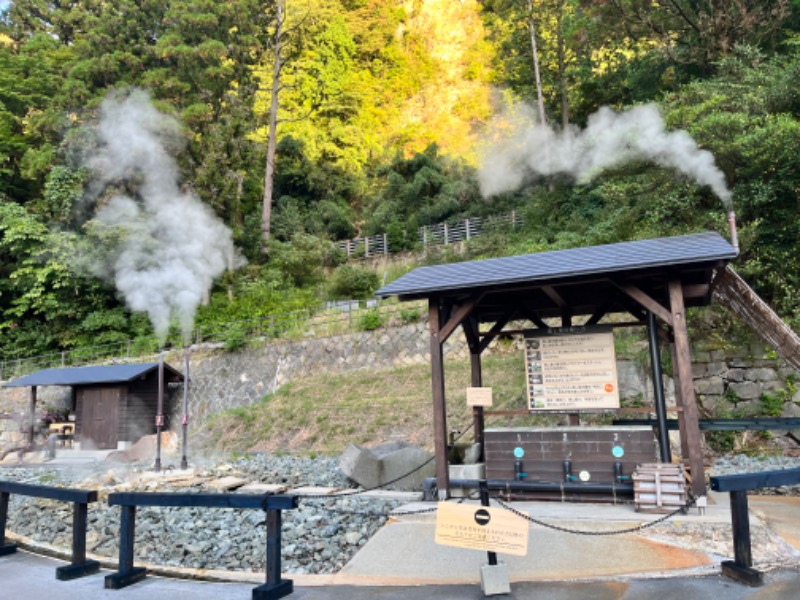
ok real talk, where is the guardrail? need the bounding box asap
[0,480,100,580]
[105,491,299,599]
[710,467,800,586]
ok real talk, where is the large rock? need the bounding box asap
[339,441,435,491]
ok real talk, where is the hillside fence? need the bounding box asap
[338,211,523,257]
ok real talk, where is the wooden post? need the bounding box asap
[429,297,450,499]
[470,347,485,462]
[670,341,690,461]
[668,280,706,497]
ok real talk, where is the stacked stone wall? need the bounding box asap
[2,322,799,444]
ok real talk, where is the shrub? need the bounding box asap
[358,309,383,331]
[329,265,380,300]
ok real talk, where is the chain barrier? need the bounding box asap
[491,494,703,536]
[270,423,704,528]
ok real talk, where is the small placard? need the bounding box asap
[466,387,493,407]
[435,502,529,556]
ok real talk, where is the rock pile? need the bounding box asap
[2,453,408,575]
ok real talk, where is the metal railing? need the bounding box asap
[338,210,523,256]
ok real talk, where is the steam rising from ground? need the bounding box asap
[478,103,731,206]
[85,90,242,343]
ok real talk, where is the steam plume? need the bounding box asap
[478,103,731,206]
[85,90,243,343]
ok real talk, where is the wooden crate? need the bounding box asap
[633,463,687,513]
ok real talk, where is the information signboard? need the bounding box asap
[434,502,529,556]
[525,326,619,412]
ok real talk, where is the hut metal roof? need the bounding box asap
[3,363,184,388]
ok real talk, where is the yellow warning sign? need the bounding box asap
[435,502,529,556]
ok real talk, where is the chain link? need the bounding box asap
[492,494,702,536]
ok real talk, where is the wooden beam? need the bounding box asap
[478,315,512,353]
[618,283,673,326]
[683,283,710,299]
[542,285,567,308]
[669,279,706,497]
[439,297,480,344]
[429,298,450,499]
[586,303,611,326]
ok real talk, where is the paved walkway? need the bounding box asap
[3,550,800,599]
[4,452,800,598]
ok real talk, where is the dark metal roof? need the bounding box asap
[3,362,184,388]
[376,232,737,300]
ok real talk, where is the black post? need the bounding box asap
[105,505,147,589]
[181,347,190,470]
[155,353,164,472]
[479,480,497,566]
[56,502,100,580]
[253,507,294,600]
[647,310,672,463]
[721,490,763,586]
[0,490,16,555]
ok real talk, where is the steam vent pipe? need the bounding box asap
[728,210,739,252]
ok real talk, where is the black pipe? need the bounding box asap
[422,477,634,501]
[647,310,672,463]
[563,459,576,482]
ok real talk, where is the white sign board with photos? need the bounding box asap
[525,326,620,412]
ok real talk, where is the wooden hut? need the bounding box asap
[2,363,183,450]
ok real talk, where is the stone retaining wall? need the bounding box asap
[2,322,799,448]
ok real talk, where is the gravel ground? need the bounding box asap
[3,452,800,576]
[1,453,404,575]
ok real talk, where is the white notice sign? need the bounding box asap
[525,327,620,412]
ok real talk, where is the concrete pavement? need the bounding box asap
[4,451,800,597]
[3,549,800,599]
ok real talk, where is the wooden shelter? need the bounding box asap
[3,363,183,450]
[376,232,738,499]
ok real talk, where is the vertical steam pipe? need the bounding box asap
[180,347,189,470]
[155,352,164,472]
[728,210,739,253]
[647,311,672,464]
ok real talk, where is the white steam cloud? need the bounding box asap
[478,103,731,206]
[85,90,243,343]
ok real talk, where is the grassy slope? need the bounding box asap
[202,351,576,456]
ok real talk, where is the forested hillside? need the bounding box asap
[1,1,799,359]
